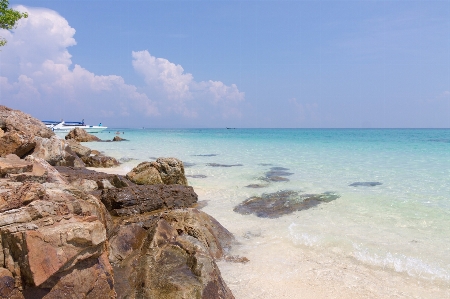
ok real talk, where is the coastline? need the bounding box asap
[91,164,449,299]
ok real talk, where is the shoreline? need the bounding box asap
[89,164,449,299]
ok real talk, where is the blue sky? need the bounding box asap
[1,0,449,128]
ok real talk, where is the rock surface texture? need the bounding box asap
[0,106,237,298]
[0,105,53,158]
[126,158,188,186]
[65,127,101,142]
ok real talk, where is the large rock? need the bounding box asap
[66,139,92,158]
[31,136,85,167]
[100,184,198,216]
[126,157,188,186]
[0,158,113,295]
[109,209,235,299]
[65,128,101,142]
[0,106,53,158]
[125,162,163,185]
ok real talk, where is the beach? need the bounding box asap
[86,128,450,298]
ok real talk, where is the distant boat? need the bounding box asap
[42,120,107,133]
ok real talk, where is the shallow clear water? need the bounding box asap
[81,128,450,296]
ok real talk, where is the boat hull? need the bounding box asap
[51,126,107,133]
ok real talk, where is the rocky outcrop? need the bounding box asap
[109,209,235,299]
[0,157,115,297]
[0,106,53,158]
[0,106,236,298]
[65,128,101,142]
[126,157,188,186]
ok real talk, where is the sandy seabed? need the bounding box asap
[89,167,449,299]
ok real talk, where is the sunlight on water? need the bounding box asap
[85,129,450,297]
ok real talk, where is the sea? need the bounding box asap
[66,128,450,298]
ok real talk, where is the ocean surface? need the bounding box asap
[72,128,450,298]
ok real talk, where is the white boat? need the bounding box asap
[43,120,107,133]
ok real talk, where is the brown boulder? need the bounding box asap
[40,252,116,299]
[66,139,92,158]
[0,267,24,299]
[126,162,163,185]
[82,155,120,168]
[0,105,53,158]
[65,128,101,142]
[109,209,235,299]
[31,136,85,167]
[126,157,188,186]
[112,136,125,141]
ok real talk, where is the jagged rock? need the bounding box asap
[31,136,85,167]
[0,157,32,178]
[0,182,48,212]
[0,106,53,158]
[100,184,198,216]
[54,166,131,190]
[110,209,235,299]
[0,158,113,293]
[126,157,188,186]
[65,128,101,142]
[234,190,340,218]
[82,155,119,168]
[112,136,125,141]
[66,139,92,158]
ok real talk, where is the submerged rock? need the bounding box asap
[206,163,243,167]
[245,184,268,188]
[193,154,218,157]
[349,182,382,187]
[234,190,340,218]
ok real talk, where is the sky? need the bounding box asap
[1,0,449,128]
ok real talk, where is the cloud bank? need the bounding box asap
[0,6,244,126]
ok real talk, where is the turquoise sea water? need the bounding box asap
[80,129,450,296]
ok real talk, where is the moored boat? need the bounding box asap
[42,120,107,133]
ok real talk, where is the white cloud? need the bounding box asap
[0,6,244,125]
[132,50,244,118]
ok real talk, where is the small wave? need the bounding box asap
[288,223,319,246]
[353,244,450,281]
